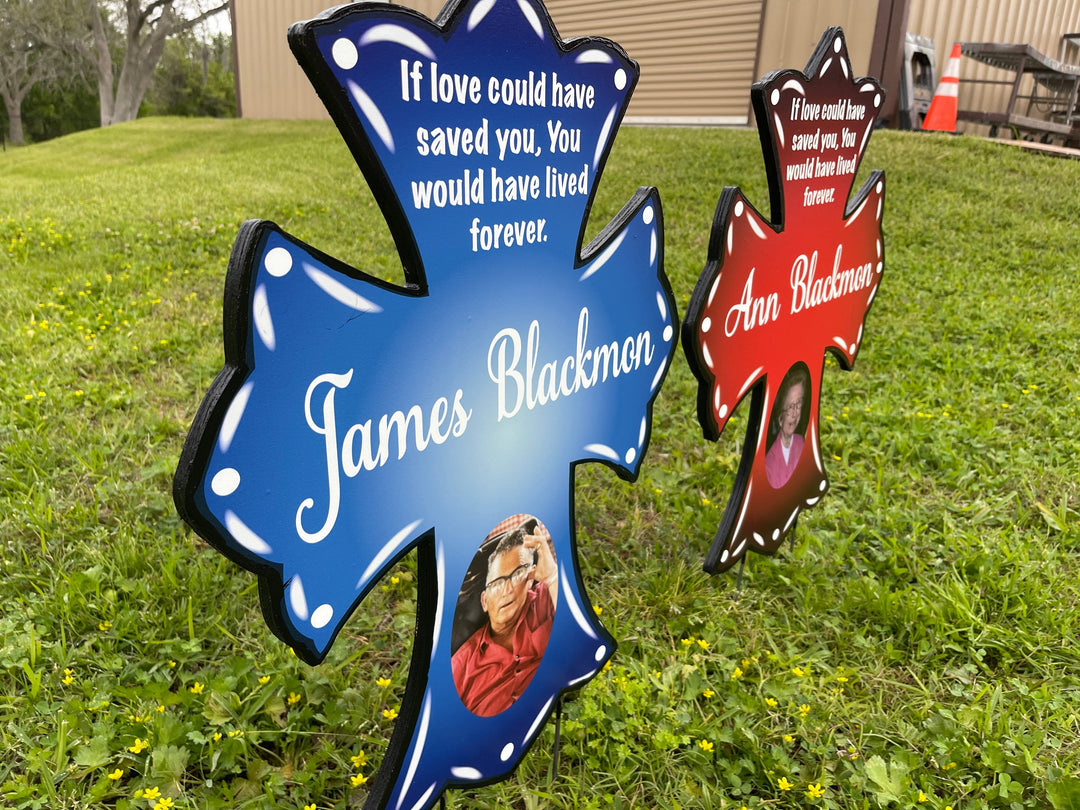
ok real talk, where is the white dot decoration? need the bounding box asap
[701,316,712,333]
[642,205,654,225]
[451,767,482,781]
[734,200,744,217]
[772,529,780,541]
[718,403,729,419]
[874,93,882,108]
[595,645,607,662]
[211,468,240,497]
[625,447,636,465]
[771,88,780,105]
[264,247,293,277]
[332,38,358,70]
[876,180,883,194]
[500,743,515,762]
[819,480,827,491]
[663,324,673,342]
[849,342,857,354]
[614,68,627,90]
[834,37,842,53]
[311,603,334,629]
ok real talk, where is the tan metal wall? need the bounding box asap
[237,0,1080,127]
[234,0,766,124]
[757,0,879,79]
[544,0,764,124]
[233,0,442,119]
[234,0,343,119]
[906,0,1080,134]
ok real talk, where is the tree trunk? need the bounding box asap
[109,12,170,124]
[1,91,25,145]
[85,0,230,127]
[87,0,115,126]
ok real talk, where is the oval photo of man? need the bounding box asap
[451,515,558,717]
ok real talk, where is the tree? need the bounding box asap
[142,31,235,118]
[0,0,83,145]
[84,0,229,127]
[17,73,99,142]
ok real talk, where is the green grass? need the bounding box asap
[2,116,1080,809]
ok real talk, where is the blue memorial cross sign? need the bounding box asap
[173,1,676,808]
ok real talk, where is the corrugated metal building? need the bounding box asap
[232,0,1080,133]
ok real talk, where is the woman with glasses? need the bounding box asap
[765,364,810,489]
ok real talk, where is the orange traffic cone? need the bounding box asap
[922,42,961,131]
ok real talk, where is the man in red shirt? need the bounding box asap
[452,520,558,717]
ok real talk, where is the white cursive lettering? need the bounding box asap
[487,307,655,421]
[790,244,874,315]
[297,370,472,541]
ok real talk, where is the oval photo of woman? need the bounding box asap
[450,515,558,717]
[765,362,811,489]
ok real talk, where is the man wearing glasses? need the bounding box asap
[452,519,558,716]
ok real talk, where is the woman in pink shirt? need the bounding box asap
[765,364,810,488]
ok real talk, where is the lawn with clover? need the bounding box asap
[2,117,1080,810]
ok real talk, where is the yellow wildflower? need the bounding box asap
[258,675,271,685]
[697,740,713,752]
[351,773,369,787]
[806,782,825,799]
[731,667,743,680]
[778,776,793,791]
[351,751,368,768]
[62,669,75,685]
[918,791,928,803]
[189,682,204,694]
[376,677,392,688]
[128,738,149,754]
[696,639,709,650]
[791,666,805,677]
[765,697,778,707]
[153,799,174,810]
[143,787,161,801]
[288,692,302,705]
[383,707,399,720]
[783,734,795,743]
[107,768,124,780]
[702,689,714,699]
[797,703,811,717]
